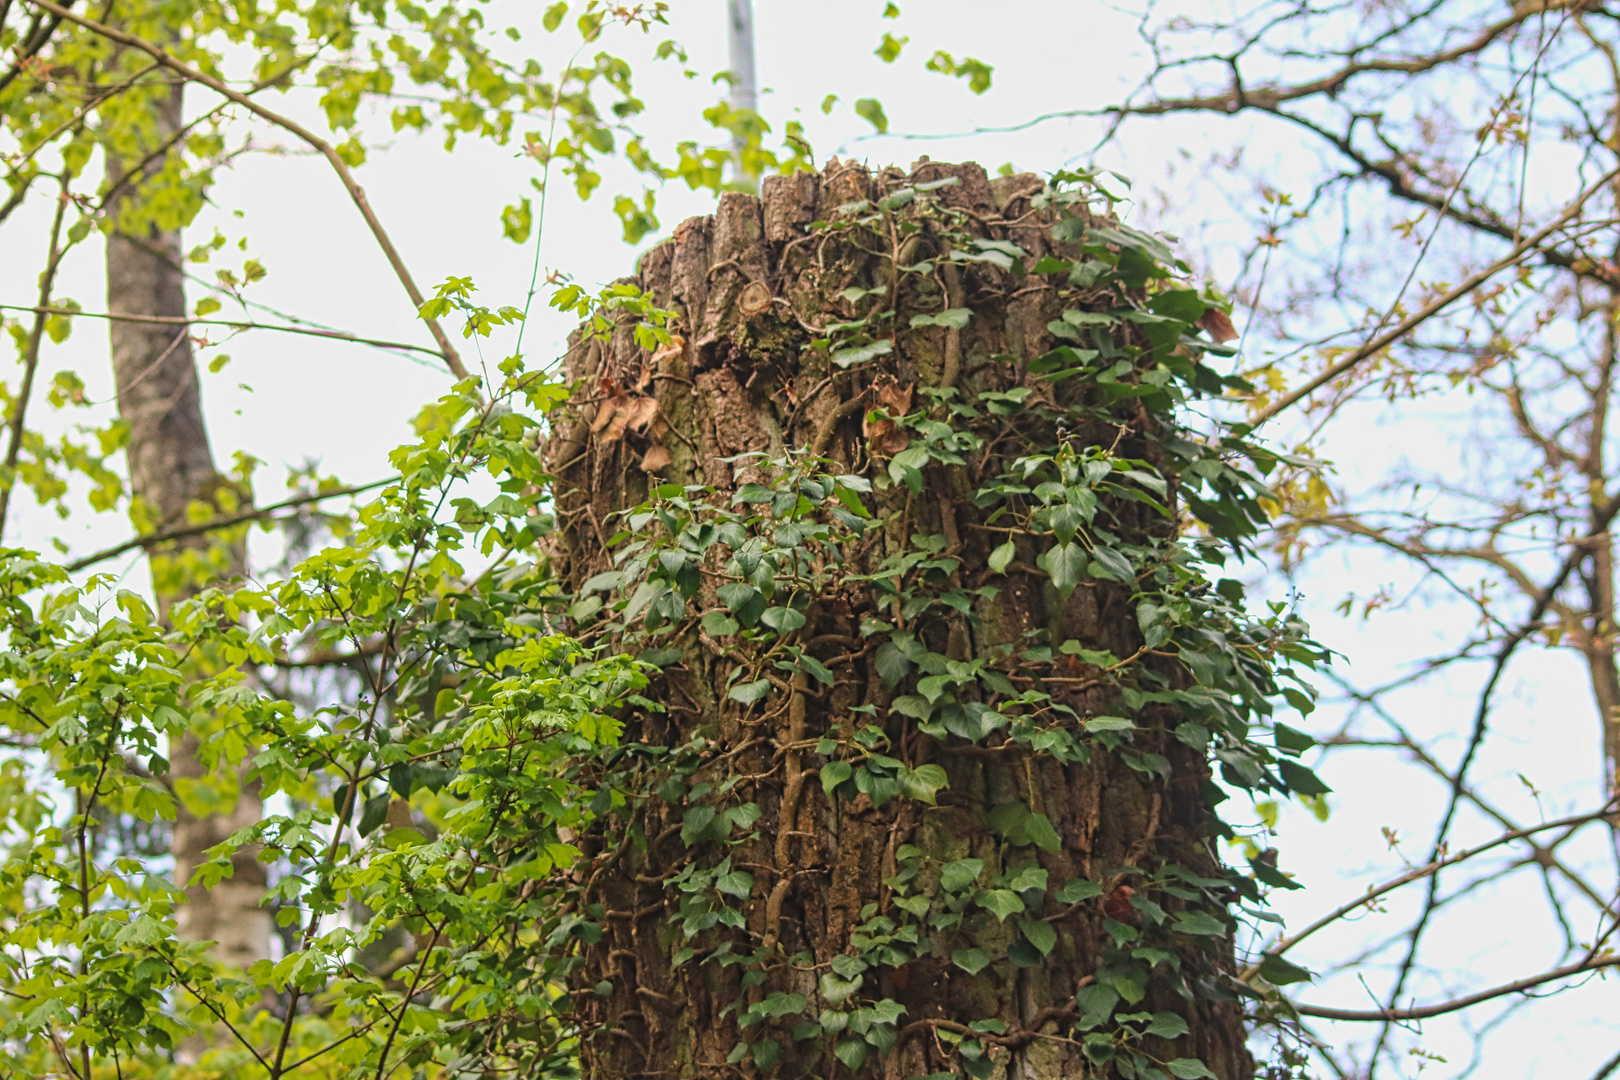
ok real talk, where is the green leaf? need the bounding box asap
[715,870,754,898]
[1075,984,1119,1030]
[1046,542,1087,598]
[1257,953,1314,986]
[1024,812,1062,853]
[542,2,567,31]
[729,679,772,704]
[940,858,983,892]
[702,610,740,637]
[897,763,948,804]
[760,605,807,633]
[874,640,912,687]
[1089,546,1135,582]
[820,760,853,796]
[910,308,972,329]
[1171,911,1229,936]
[681,806,716,845]
[1166,1060,1216,1080]
[835,1037,870,1071]
[854,97,889,133]
[1019,918,1056,956]
[1278,759,1332,795]
[832,338,894,368]
[1055,878,1103,904]
[1003,866,1047,891]
[358,792,391,837]
[977,889,1025,921]
[1144,1011,1189,1040]
[1274,722,1315,755]
[951,948,991,975]
[1085,716,1135,733]
[751,1039,781,1070]
[988,539,1015,574]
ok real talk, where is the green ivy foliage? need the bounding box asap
[552,170,1333,1079]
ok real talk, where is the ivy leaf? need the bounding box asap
[820,972,864,1005]
[940,858,983,892]
[701,610,740,638]
[681,806,716,846]
[988,539,1015,574]
[897,763,948,804]
[874,641,912,687]
[1024,812,1062,853]
[835,1038,870,1071]
[1055,878,1103,903]
[1019,918,1056,956]
[761,606,807,633]
[1046,542,1087,598]
[977,889,1025,921]
[820,760,853,796]
[729,679,772,704]
[1075,984,1119,1030]
[1166,1060,1216,1079]
[715,870,754,898]
[1171,911,1229,936]
[759,992,807,1018]
[1003,866,1047,892]
[752,1039,781,1070]
[910,308,972,329]
[951,948,991,975]
[797,652,835,685]
[1088,546,1135,582]
[1144,1012,1190,1040]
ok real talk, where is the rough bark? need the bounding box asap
[548,160,1255,1080]
[104,75,270,970]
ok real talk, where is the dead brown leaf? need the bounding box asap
[875,377,913,417]
[623,396,659,434]
[1196,307,1239,343]
[641,443,672,472]
[651,333,685,368]
[589,400,620,435]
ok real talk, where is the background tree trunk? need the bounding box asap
[104,74,271,971]
[549,161,1259,1080]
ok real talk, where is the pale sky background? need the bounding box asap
[2,2,1615,1077]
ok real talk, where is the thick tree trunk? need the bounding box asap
[104,76,270,970]
[549,160,1255,1080]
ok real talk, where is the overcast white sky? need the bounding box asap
[3,2,1616,1076]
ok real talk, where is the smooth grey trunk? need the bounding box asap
[726,0,757,188]
[104,75,271,972]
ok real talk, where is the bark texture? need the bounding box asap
[104,77,271,971]
[549,160,1253,1080]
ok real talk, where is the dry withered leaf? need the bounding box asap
[589,400,619,435]
[641,443,672,472]
[651,333,685,368]
[1196,307,1239,344]
[862,376,915,456]
[739,280,772,316]
[1101,884,1136,921]
[623,396,659,433]
[875,377,913,416]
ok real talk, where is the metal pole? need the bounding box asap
[726,0,758,189]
